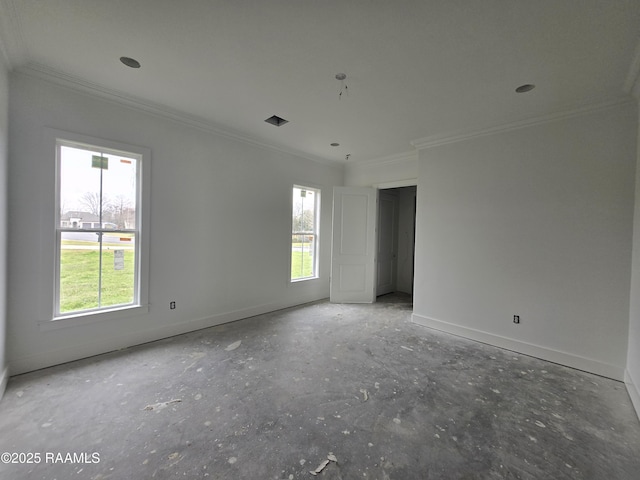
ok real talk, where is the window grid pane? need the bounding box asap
[59,232,100,312]
[291,186,319,281]
[56,140,140,316]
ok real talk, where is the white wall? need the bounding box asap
[345,152,417,187]
[0,55,9,397]
[412,103,638,380]
[627,92,640,416]
[7,72,343,374]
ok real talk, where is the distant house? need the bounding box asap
[60,211,116,229]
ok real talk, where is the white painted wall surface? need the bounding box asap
[412,104,637,380]
[7,72,343,375]
[627,97,640,418]
[344,152,417,187]
[0,55,9,397]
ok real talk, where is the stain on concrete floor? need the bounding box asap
[1,294,639,479]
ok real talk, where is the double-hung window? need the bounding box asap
[291,185,320,281]
[54,132,149,319]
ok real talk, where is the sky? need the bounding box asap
[60,144,138,216]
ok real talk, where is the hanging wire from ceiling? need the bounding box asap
[336,73,348,99]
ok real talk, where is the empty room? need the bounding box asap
[1,1,640,479]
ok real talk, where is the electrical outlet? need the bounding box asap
[170,301,176,310]
[513,315,520,324]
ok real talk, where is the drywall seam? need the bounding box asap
[624,37,640,94]
[625,370,640,421]
[374,178,418,189]
[348,150,418,168]
[0,366,7,400]
[9,294,327,376]
[0,0,26,69]
[412,313,624,381]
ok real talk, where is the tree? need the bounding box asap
[80,191,111,217]
[110,194,133,229]
[292,209,314,233]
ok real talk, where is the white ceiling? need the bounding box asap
[1,0,639,163]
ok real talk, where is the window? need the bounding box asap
[291,185,320,281]
[54,133,149,319]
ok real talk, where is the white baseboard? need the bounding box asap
[412,313,624,381]
[10,295,326,376]
[0,365,8,400]
[625,370,640,421]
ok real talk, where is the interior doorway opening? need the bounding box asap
[376,185,417,304]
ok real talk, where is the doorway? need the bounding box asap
[376,186,416,301]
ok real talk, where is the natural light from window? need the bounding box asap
[291,185,319,281]
[55,141,142,316]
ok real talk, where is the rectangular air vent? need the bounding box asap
[265,115,289,127]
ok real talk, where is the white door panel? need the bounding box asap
[330,187,377,303]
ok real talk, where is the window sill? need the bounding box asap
[289,276,320,285]
[40,304,149,331]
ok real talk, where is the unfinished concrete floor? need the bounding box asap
[1,294,639,479]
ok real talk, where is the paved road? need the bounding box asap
[61,244,134,250]
[61,232,134,244]
[61,232,135,250]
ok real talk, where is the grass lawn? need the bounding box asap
[60,248,135,313]
[291,248,314,279]
[62,243,310,312]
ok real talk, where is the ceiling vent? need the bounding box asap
[265,115,289,127]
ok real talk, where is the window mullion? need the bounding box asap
[97,153,104,308]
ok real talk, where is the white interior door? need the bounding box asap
[376,191,398,296]
[330,187,377,303]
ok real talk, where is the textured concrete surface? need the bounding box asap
[1,294,639,479]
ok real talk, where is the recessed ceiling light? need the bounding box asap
[330,143,340,147]
[265,115,289,126]
[120,56,141,68]
[515,84,535,93]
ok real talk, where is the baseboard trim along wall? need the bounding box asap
[412,313,625,381]
[9,295,326,376]
[624,370,640,421]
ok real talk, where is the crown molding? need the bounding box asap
[411,97,634,150]
[17,62,339,167]
[624,37,640,97]
[348,149,418,168]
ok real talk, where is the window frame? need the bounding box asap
[49,129,150,324]
[290,184,321,283]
